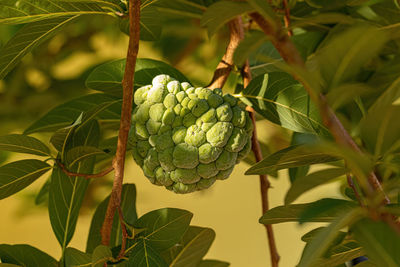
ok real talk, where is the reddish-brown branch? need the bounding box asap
[247,107,280,267]
[101,0,141,247]
[208,17,244,89]
[282,0,293,36]
[57,159,114,179]
[249,12,390,205]
[346,172,364,207]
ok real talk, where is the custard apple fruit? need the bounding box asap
[130,74,253,193]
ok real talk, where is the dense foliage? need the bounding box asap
[1,0,400,266]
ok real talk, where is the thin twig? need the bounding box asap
[57,159,114,179]
[117,206,129,260]
[249,12,390,205]
[346,172,364,207]
[208,17,244,89]
[282,0,293,36]
[101,0,141,248]
[246,107,280,267]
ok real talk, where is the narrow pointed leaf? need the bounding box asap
[35,178,50,205]
[134,208,193,251]
[298,208,363,267]
[0,15,79,80]
[259,199,356,225]
[0,244,57,266]
[245,145,338,175]
[0,134,51,156]
[0,159,51,200]
[25,94,121,134]
[0,0,111,25]
[49,121,100,251]
[66,146,106,168]
[285,168,347,204]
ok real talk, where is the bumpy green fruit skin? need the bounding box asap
[130,74,253,194]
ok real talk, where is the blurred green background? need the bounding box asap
[0,15,342,267]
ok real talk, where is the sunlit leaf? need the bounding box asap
[86,58,189,97]
[0,134,51,156]
[0,159,51,200]
[0,0,112,25]
[240,73,329,135]
[0,16,79,80]
[25,94,121,134]
[0,244,57,266]
[245,145,338,176]
[259,199,357,225]
[134,208,193,251]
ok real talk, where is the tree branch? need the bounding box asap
[57,159,114,179]
[208,17,244,89]
[247,106,280,267]
[282,0,293,37]
[101,0,141,247]
[249,12,390,205]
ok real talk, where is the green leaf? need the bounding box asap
[240,73,329,135]
[290,13,353,29]
[134,208,193,251]
[259,199,356,225]
[0,244,57,267]
[0,264,20,267]
[85,58,189,97]
[246,0,276,24]
[245,145,338,176]
[352,218,400,266]
[297,208,363,267]
[87,184,138,253]
[0,159,51,200]
[0,0,112,25]
[92,245,113,267]
[49,121,100,252]
[65,247,91,266]
[50,113,83,153]
[0,134,51,156]
[24,93,121,134]
[326,83,374,110]
[153,0,210,19]
[285,168,347,204]
[313,24,388,90]
[66,146,106,168]
[0,16,79,80]
[119,4,162,41]
[313,240,364,266]
[360,76,400,155]
[200,1,253,37]
[128,239,168,267]
[162,226,215,267]
[197,260,230,267]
